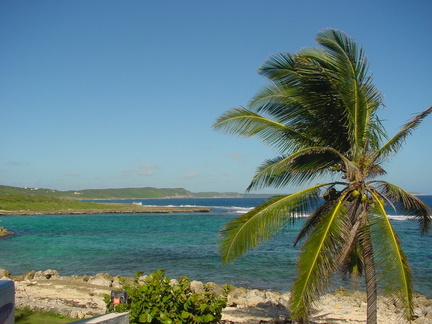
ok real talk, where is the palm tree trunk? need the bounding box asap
[362,233,378,324]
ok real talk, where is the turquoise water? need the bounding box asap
[1,197,431,297]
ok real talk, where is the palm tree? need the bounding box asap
[213,28,432,324]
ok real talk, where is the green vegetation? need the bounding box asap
[59,187,194,199]
[0,185,270,200]
[15,306,74,324]
[0,194,107,211]
[213,28,432,324]
[0,185,194,199]
[0,193,150,214]
[105,270,229,324]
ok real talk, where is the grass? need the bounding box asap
[0,193,142,213]
[0,193,211,215]
[15,307,75,324]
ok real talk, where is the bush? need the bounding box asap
[104,270,229,324]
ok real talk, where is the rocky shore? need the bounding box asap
[1,269,432,323]
[0,206,211,216]
[0,226,14,237]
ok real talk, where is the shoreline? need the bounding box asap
[0,206,211,216]
[2,269,432,323]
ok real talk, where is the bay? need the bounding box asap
[0,196,431,297]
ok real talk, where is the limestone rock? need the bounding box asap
[87,273,113,287]
[44,269,60,279]
[190,280,204,293]
[23,270,36,281]
[33,269,60,280]
[7,269,432,323]
[0,269,11,279]
[0,226,14,238]
[111,276,124,289]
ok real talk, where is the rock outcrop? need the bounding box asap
[0,226,14,238]
[2,269,432,323]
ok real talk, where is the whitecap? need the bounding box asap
[388,215,416,221]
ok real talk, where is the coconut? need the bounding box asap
[351,190,360,198]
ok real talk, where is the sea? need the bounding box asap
[1,196,431,297]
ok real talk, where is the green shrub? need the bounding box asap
[104,270,229,324]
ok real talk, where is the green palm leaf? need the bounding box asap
[294,192,341,246]
[368,190,414,320]
[290,192,350,321]
[247,146,356,191]
[246,152,338,191]
[258,52,352,153]
[371,181,432,234]
[375,106,432,163]
[313,29,383,156]
[219,185,322,264]
[212,107,312,152]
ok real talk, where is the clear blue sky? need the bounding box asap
[1,0,431,194]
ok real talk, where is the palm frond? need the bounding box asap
[247,146,355,191]
[258,48,354,153]
[249,83,319,133]
[294,192,339,246]
[258,51,303,85]
[368,190,414,320]
[313,29,383,157]
[219,186,322,264]
[246,152,338,191]
[212,107,312,152]
[290,192,350,321]
[364,161,387,179]
[375,106,432,163]
[248,84,301,121]
[371,181,432,234]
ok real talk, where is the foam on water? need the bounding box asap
[388,215,417,220]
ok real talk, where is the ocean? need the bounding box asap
[1,196,431,297]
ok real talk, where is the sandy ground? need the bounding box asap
[3,270,432,323]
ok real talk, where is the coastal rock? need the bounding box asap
[0,226,14,238]
[9,269,432,323]
[87,273,113,287]
[0,269,11,279]
[70,275,85,281]
[414,294,432,320]
[111,276,124,289]
[32,271,46,280]
[190,280,225,296]
[228,287,287,307]
[23,270,36,281]
[33,269,60,280]
[0,206,211,215]
[190,280,204,293]
[44,269,60,279]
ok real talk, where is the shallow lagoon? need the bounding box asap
[1,197,431,297]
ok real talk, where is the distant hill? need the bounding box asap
[0,185,273,200]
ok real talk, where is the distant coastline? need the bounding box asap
[0,205,210,216]
[0,185,427,217]
[0,184,274,200]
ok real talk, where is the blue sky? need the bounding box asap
[1,0,431,194]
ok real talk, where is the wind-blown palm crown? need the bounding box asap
[213,28,432,324]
